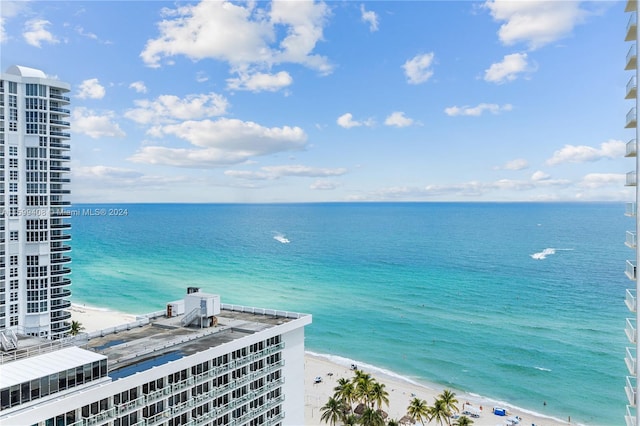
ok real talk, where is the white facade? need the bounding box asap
[0,65,73,340]
[0,293,311,426]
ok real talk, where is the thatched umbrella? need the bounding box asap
[376,409,388,419]
[354,403,367,415]
[399,415,416,424]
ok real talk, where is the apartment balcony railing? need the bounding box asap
[50,119,70,127]
[50,131,71,138]
[51,209,71,217]
[628,12,638,42]
[627,139,637,157]
[627,288,637,313]
[51,321,71,333]
[51,267,72,276]
[51,289,71,299]
[51,278,71,287]
[50,189,71,195]
[50,177,71,183]
[51,244,72,252]
[627,171,637,187]
[627,347,637,376]
[627,375,637,406]
[51,299,72,310]
[50,166,71,172]
[50,222,71,229]
[50,107,70,115]
[627,318,637,344]
[51,310,72,320]
[627,202,637,217]
[50,154,71,161]
[627,260,637,280]
[49,93,70,103]
[50,200,71,207]
[50,142,70,150]
[627,107,638,129]
[627,44,637,71]
[627,231,637,248]
[51,256,72,264]
[626,405,637,426]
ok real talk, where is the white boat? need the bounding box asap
[274,235,290,244]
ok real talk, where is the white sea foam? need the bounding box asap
[534,366,552,372]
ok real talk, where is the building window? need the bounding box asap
[8,146,17,156]
[9,231,18,242]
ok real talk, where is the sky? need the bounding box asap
[0,0,635,203]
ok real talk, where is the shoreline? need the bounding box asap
[70,304,575,426]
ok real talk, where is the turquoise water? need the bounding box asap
[69,203,629,424]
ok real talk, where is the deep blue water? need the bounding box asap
[69,202,630,424]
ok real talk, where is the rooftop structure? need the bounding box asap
[0,65,73,341]
[0,290,311,426]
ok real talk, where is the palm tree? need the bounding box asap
[370,381,390,410]
[427,398,452,426]
[70,320,84,336]
[387,419,400,426]
[453,416,474,426]
[344,414,360,425]
[352,372,375,406]
[334,377,356,409]
[407,397,429,426]
[359,407,386,426]
[321,397,346,426]
[437,390,459,416]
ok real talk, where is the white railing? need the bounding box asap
[627,202,637,217]
[221,303,308,319]
[627,231,638,248]
[628,139,638,157]
[627,347,637,376]
[628,171,638,187]
[181,307,201,327]
[626,405,637,426]
[628,108,638,128]
[627,260,637,281]
[628,318,638,344]
[627,375,637,406]
[628,44,637,70]
[627,289,637,313]
[87,318,150,340]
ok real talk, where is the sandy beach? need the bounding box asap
[71,305,571,426]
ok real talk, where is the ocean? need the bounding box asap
[69,202,629,425]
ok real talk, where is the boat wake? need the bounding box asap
[274,234,290,244]
[530,247,572,260]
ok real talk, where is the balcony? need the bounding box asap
[627,171,637,187]
[51,321,71,334]
[627,202,637,217]
[627,318,637,344]
[50,165,70,172]
[628,13,638,42]
[627,347,637,376]
[50,189,71,195]
[50,131,70,138]
[627,375,637,406]
[50,200,71,207]
[51,209,71,218]
[627,139,637,157]
[626,405,637,426]
[50,107,70,115]
[626,288,636,313]
[627,0,637,12]
[49,93,70,103]
[627,231,638,249]
[51,310,71,320]
[51,256,72,264]
[51,244,71,253]
[50,119,70,127]
[50,154,71,161]
[51,289,71,299]
[51,278,71,287]
[50,142,70,150]
[627,107,637,128]
[51,267,72,276]
[50,222,71,229]
[50,177,71,183]
[51,299,71,310]
[627,44,637,71]
[627,260,637,281]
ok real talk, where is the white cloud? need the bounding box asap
[484,52,532,84]
[125,93,229,125]
[23,19,59,48]
[578,173,625,189]
[129,81,147,94]
[72,107,126,139]
[227,71,293,92]
[403,53,435,84]
[311,180,339,190]
[531,170,550,181]
[546,139,626,166]
[130,118,307,168]
[77,78,106,99]
[483,0,588,50]
[360,4,379,32]
[444,103,513,117]
[495,158,528,170]
[1,1,29,43]
[76,26,97,40]
[337,113,374,129]
[140,0,332,75]
[384,111,414,128]
[196,71,209,83]
[75,165,143,180]
[225,165,347,180]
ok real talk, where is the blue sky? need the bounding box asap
[0,0,634,202]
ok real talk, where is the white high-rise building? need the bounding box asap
[0,65,72,341]
[0,290,311,426]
